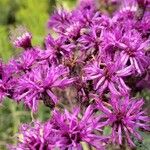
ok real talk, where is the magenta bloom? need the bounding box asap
[12,50,39,73]
[41,34,75,64]
[51,105,106,149]
[0,61,16,102]
[120,30,150,74]
[15,64,74,112]
[84,59,132,95]
[114,0,138,21]
[9,121,56,150]
[98,97,150,147]
[101,28,150,74]
[77,0,96,10]
[10,26,32,49]
[101,27,126,52]
[48,8,72,33]
[62,21,83,39]
[78,24,102,52]
[137,9,150,37]
[119,0,138,15]
[9,106,108,149]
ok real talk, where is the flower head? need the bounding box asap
[114,0,138,20]
[14,64,74,112]
[44,34,75,60]
[77,0,97,10]
[48,8,72,33]
[78,24,103,52]
[84,58,132,95]
[97,96,150,147]
[13,50,39,73]
[0,60,16,102]
[120,30,150,74]
[51,105,106,149]
[137,8,150,37]
[9,121,55,150]
[10,26,32,49]
[10,106,108,149]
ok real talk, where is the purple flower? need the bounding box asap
[51,105,106,149]
[72,5,97,28]
[48,8,72,33]
[77,0,97,10]
[111,1,138,31]
[101,28,150,74]
[15,64,74,112]
[9,106,108,149]
[114,0,138,20]
[84,58,132,95]
[0,61,16,102]
[120,30,150,74]
[101,27,125,51]
[136,8,150,37]
[119,0,138,14]
[78,24,102,52]
[0,80,7,103]
[10,26,32,49]
[0,83,5,101]
[9,121,55,150]
[97,96,150,147]
[62,21,83,40]
[12,50,39,73]
[41,34,75,64]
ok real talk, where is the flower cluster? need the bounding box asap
[0,0,149,149]
[10,106,107,150]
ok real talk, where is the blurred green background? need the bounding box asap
[0,0,149,150]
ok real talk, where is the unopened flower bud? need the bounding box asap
[10,26,32,49]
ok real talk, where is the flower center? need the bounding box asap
[114,112,124,125]
[63,131,82,145]
[104,68,113,80]
[126,48,135,57]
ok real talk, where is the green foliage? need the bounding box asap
[15,0,49,45]
[134,132,150,150]
[0,0,18,25]
[56,0,77,10]
[0,99,51,149]
[103,126,111,136]
[0,25,13,61]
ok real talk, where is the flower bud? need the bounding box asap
[10,26,32,49]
